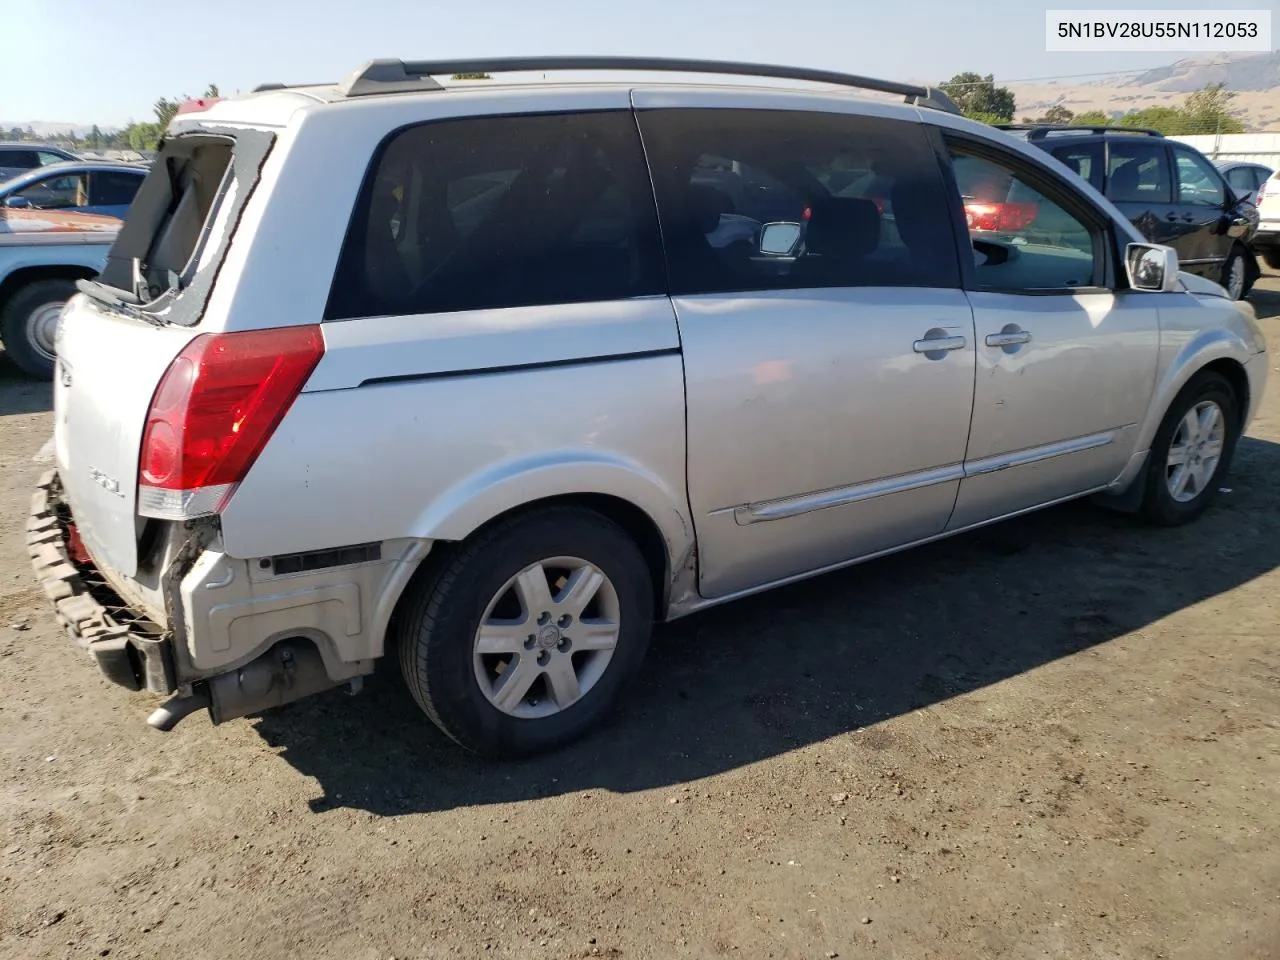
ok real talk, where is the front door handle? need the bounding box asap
[913,334,967,354]
[985,330,1032,347]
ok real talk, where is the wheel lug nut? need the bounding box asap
[524,636,536,650]
[537,651,550,667]
[558,614,572,628]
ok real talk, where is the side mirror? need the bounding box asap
[4,196,30,209]
[1125,242,1180,293]
[759,221,802,256]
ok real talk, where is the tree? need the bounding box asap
[1073,110,1111,126]
[1038,104,1074,125]
[154,96,183,127]
[204,83,220,98]
[1180,83,1245,135]
[939,72,1016,123]
[88,125,103,150]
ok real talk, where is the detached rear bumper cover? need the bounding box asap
[26,469,176,694]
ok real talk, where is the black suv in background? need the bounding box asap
[1002,125,1260,300]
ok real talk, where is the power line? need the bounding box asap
[941,59,1241,87]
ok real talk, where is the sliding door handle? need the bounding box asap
[913,335,967,354]
[985,330,1032,347]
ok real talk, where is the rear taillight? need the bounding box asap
[1257,180,1268,203]
[138,326,325,520]
[965,200,1039,233]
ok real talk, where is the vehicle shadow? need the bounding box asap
[252,435,1280,814]
[0,352,53,416]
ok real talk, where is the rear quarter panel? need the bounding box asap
[216,299,694,608]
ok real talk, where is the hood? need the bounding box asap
[1177,270,1228,299]
[0,207,122,234]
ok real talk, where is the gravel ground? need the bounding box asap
[2,273,1278,960]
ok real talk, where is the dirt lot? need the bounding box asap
[2,276,1278,960]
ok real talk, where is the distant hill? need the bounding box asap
[1007,52,1280,131]
[0,120,97,138]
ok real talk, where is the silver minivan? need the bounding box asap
[28,58,1269,757]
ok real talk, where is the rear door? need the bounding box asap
[1104,138,1184,258]
[1169,142,1233,279]
[54,131,264,578]
[634,97,977,599]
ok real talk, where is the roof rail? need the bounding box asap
[331,57,960,113]
[997,123,1165,140]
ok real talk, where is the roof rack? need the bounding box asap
[997,123,1164,140]
[314,57,958,113]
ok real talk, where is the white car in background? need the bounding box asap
[1252,168,1280,269]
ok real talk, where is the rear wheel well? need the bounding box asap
[0,265,97,316]
[395,495,674,634]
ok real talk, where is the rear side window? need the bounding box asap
[1,150,40,170]
[1049,142,1104,192]
[1172,145,1226,207]
[635,108,960,295]
[91,171,143,206]
[1224,167,1255,193]
[326,110,665,320]
[1106,141,1172,203]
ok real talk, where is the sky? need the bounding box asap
[3,0,1277,127]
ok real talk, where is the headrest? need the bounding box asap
[686,184,732,235]
[805,197,880,259]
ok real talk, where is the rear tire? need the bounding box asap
[1220,246,1250,301]
[395,505,654,757]
[0,278,76,379]
[1139,371,1239,527]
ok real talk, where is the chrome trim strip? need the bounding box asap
[964,430,1116,477]
[733,462,964,525]
[730,430,1118,526]
[1179,257,1226,266]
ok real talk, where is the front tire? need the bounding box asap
[0,278,76,379]
[1139,371,1239,526]
[395,506,654,757]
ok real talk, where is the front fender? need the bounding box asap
[1137,327,1256,456]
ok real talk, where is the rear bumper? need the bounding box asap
[1254,227,1280,249]
[27,468,429,729]
[26,469,176,694]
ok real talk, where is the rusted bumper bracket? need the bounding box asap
[26,469,176,695]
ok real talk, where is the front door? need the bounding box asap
[634,100,976,599]
[1170,142,1233,281]
[941,137,1162,529]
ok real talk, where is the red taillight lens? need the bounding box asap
[965,201,1038,233]
[1257,180,1268,203]
[138,325,325,519]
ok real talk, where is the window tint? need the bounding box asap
[1225,167,1254,192]
[37,151,67,166]
[636,109,960,295]
[1172,145,1226,207]
[1049,142,1104,191]
[1106,141,1172,203]
[326,111,664,320]
[13,173,88,209]
[948,149,1099,291]
[1,150,40,170]
[91,171,143,206]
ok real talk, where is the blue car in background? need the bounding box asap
[0,160,147,221]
